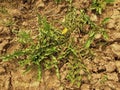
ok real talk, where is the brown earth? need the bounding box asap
[0,0,120,90]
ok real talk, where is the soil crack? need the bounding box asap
[8,71,13,90]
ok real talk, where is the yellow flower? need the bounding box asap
[62,28,68,34]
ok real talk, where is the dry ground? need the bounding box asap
[0,0,120,90]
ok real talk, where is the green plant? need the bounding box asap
[58,6,111,87]
[63,8,91,36]
[63,8,106,49]
[66,57,90,87]
[3,18,15,27]
[0,6,8,14]
[84,17,110,48]
[91,0,115,14]
[62,8,92,87]
[1,11,89,88]
[0,0,113,88]
[2,14,65,80]
[2,13,82,81]
[99,75,108,84]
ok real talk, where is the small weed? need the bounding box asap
[62,8,92,87]
[2,14,81,81]
[99,75,108,84]
[0,6,8,14]
[2,18,14,27]
[91,0,115,14]
[17,30,32,44]
[62,7,110,86]
[63,7,109,49]
[67,58,90,87]
[2,14,64,80]
[1,0,112,88]
[85,17,110,48]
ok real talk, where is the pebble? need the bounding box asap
[95,34,102,39]
[22,21,28,26]
[81,84,90,90]
[92,73,101,79]
[90,14,98,22]
[105,62,116,72]
[111,43,120,58]
[36,0,45,9]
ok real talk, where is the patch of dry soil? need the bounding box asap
[0,0,120,90]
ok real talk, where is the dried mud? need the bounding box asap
[0,0,120,90]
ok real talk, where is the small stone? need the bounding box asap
[117,8,120,11]
[38,3,45,8]
[98,65,106,72]
[92,73,101,79]
[22,21,28,26]
[36,0,45,9]
[76,10,80,14]
[80,70,85,75]
[95,34,102,39]
[107,73,118,81]
[90,14,98,22]
[81,84,90,90]
[58,86,64,90]
[0,67,5,74]
[111,43,120,57]
[107,19,115,29]
[105,62,116,72]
